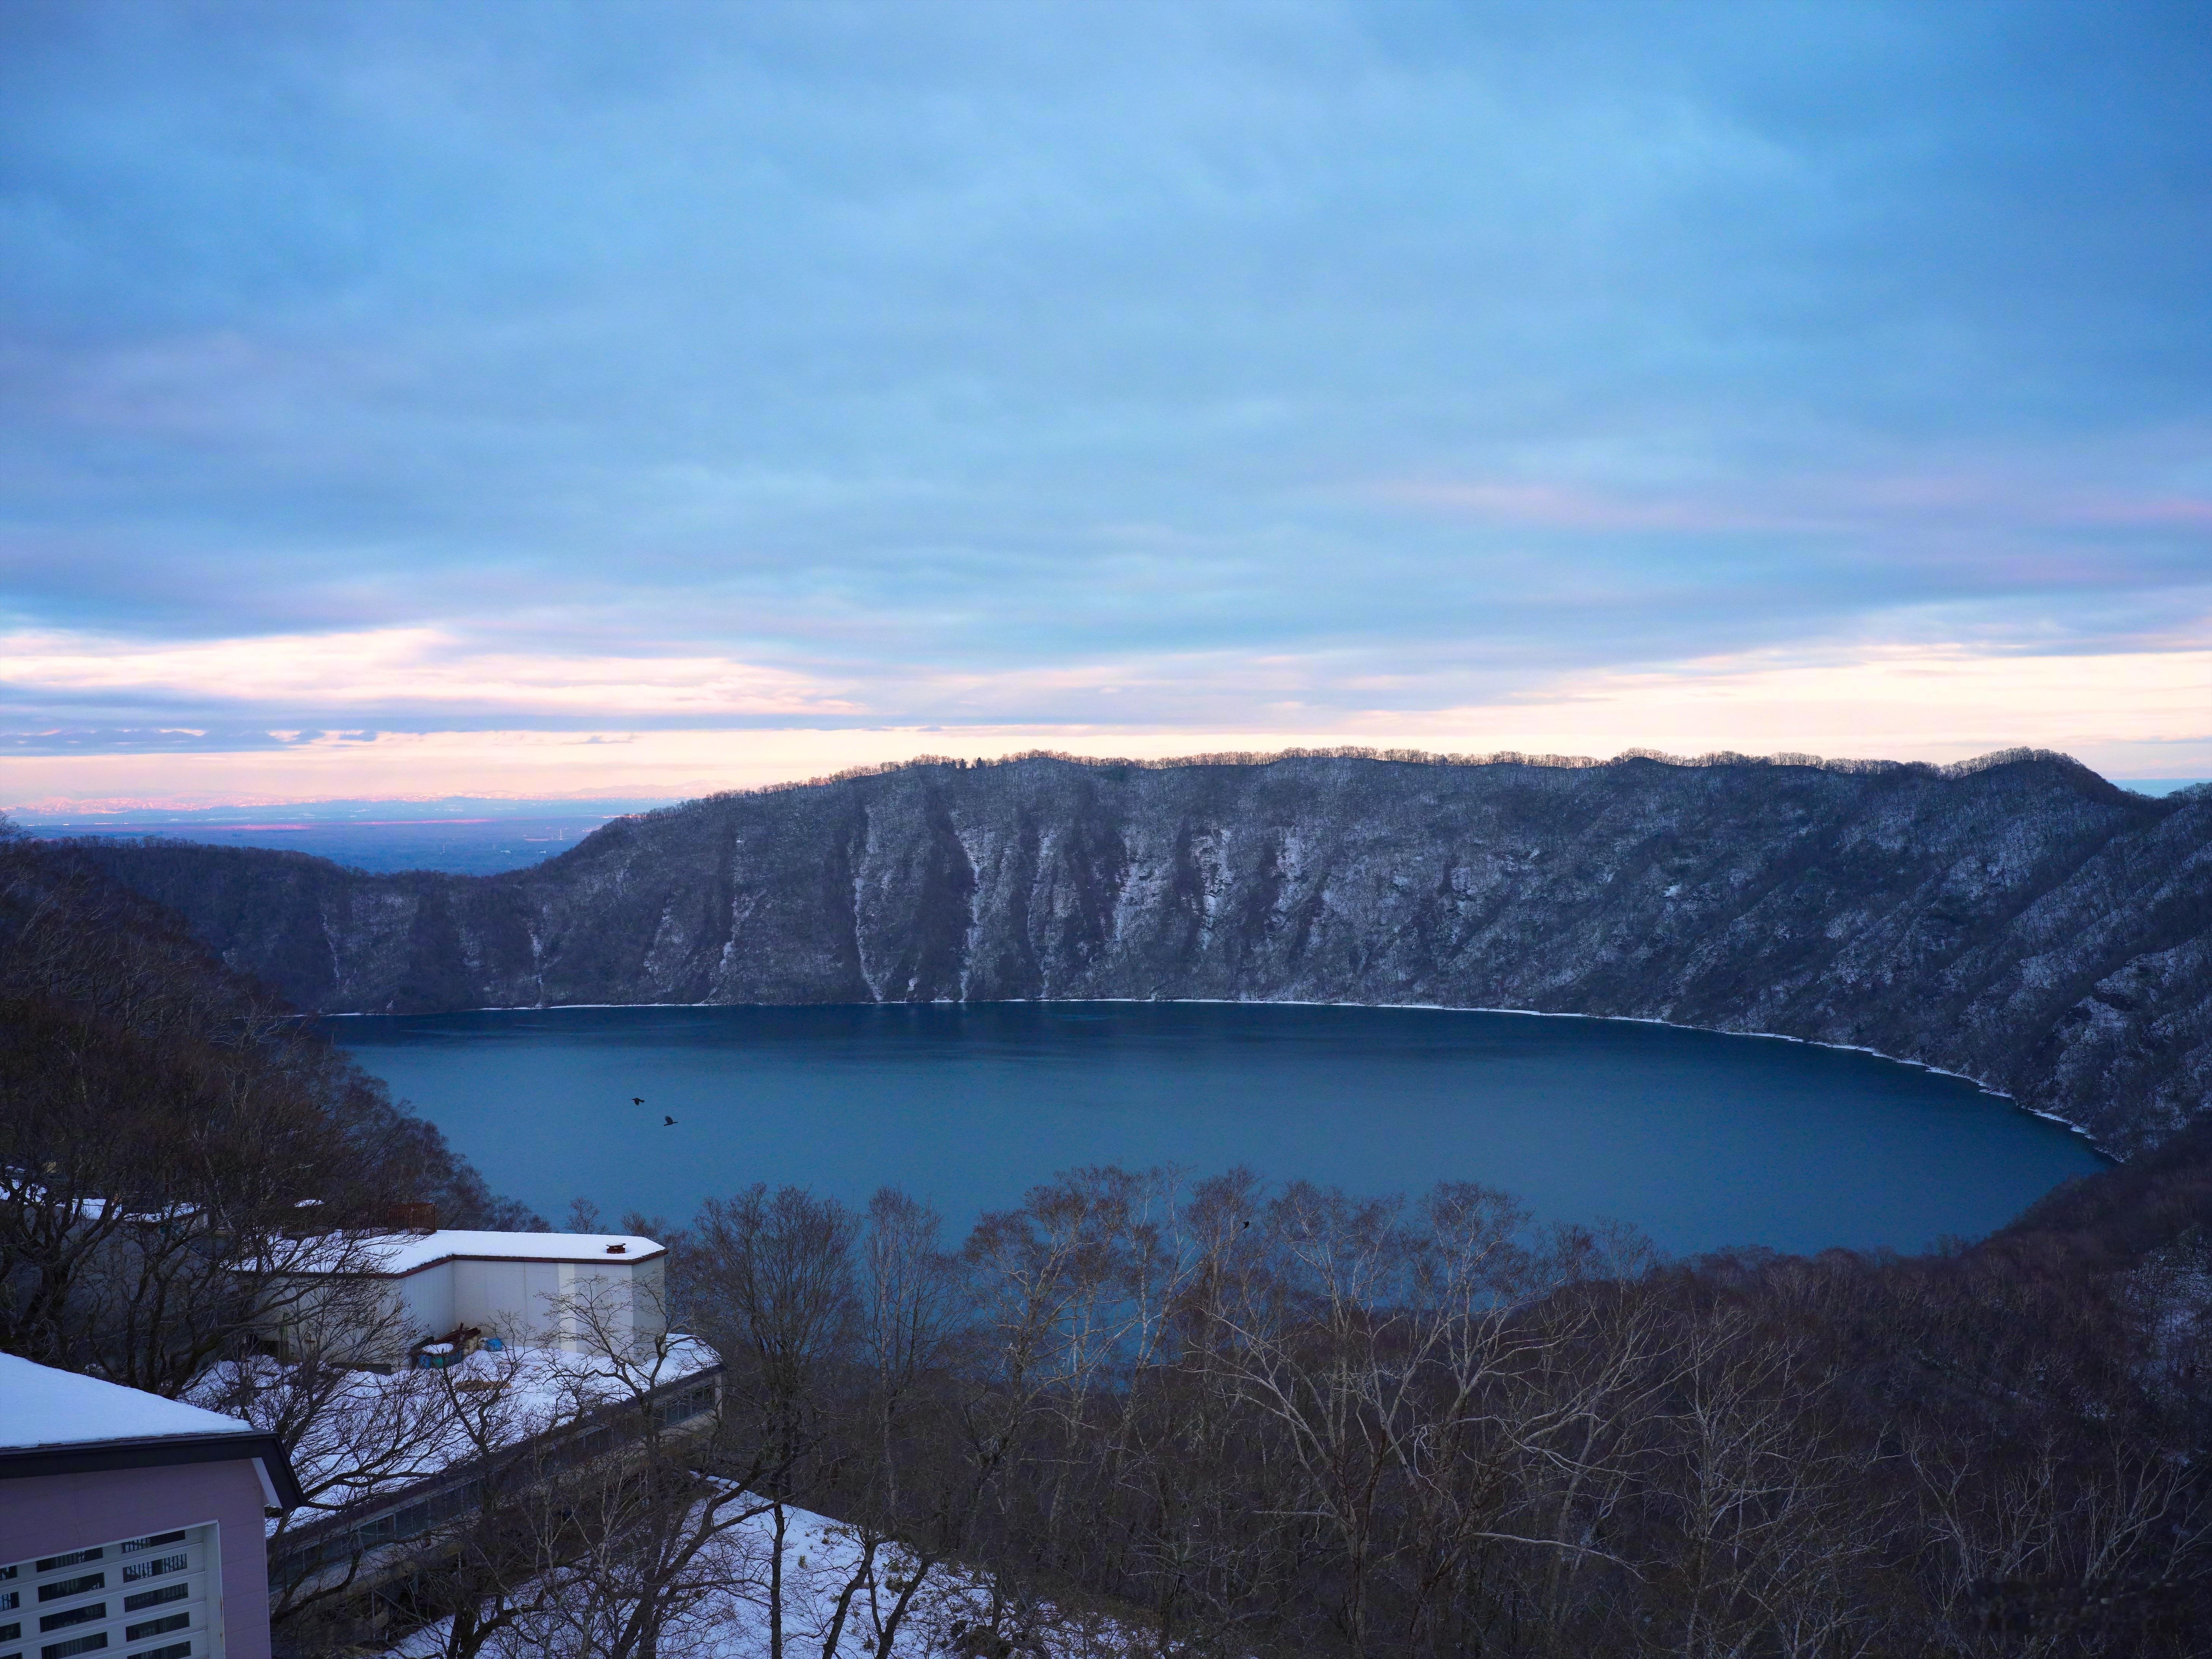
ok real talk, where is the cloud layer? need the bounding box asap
[2,0,2206,802]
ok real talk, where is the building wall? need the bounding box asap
[451,1258,564,1344]
[267,1273,413,1367]
[633,1256,668,1343]
[271,1251,670,1361]
[396,1260,455,1339]
[444,1258,661,1351]
[0,1459,276,1659]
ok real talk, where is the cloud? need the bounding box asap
[0,626,853,719]
[3,638,2203,810]
[0,1,2206,805]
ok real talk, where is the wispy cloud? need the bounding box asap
[0,627,853,719]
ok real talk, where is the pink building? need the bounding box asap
[0,1355,302,1659]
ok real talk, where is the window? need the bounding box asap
[658,1382,717,1427]
[430,1478,484,1522]
[3,1525,213,1659]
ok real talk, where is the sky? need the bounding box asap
[2,0,2206,810]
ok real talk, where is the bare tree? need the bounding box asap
[679,1185,861,1659]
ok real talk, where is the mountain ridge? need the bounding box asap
[47,748,2212,1156]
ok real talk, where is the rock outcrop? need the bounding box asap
[54,750,2212,1155]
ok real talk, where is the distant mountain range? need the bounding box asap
[32,815,622,877]
[48,750,2212,1156]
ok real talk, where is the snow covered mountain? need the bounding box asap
[56,750,2212,1155]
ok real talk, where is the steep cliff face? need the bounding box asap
[57,751,2212,1155]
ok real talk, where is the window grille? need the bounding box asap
[0,1526,216,1659]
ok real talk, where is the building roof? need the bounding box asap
[253,1335,721,1541]
[285,1229,668,1277]
[0,1352,263,1451]
[0,1353,305,1507]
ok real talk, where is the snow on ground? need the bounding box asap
[388,1499,1145,1659]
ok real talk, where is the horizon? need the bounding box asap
[8,742,2204,827]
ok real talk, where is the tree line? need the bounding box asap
[306,1154,2212,1658]
[612,1147,2210,1659]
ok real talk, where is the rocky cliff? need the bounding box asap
[53,750,2212,1155]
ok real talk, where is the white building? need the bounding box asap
[265,1229,669,1364]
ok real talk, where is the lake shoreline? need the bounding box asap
[320,993,2112,1156]
[337,1000,2105,1253]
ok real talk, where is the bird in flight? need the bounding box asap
[663,1115,678,1126]
[632,1097,645,1106]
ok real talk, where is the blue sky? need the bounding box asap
[2,1,2206,805]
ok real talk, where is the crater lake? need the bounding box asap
[332,1002,2103,1255]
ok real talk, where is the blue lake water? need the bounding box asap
[333,1002,2105,1257]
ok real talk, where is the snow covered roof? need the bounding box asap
[241,1335,721,1538]
[4,1354,309,1509]
[0,1352,267,1451]
[281,1229,667,1277]
[0,1179,199,1226]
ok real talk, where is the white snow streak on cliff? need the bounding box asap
[954,817,995,1003]
[852,807,882,1002]
[1194,827,1231,954]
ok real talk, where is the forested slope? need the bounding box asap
[58,749,2212,1154]
[0,827,536,1389]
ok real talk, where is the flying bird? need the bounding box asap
[632,1097,645,1106]
[663,1115,677,1126]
